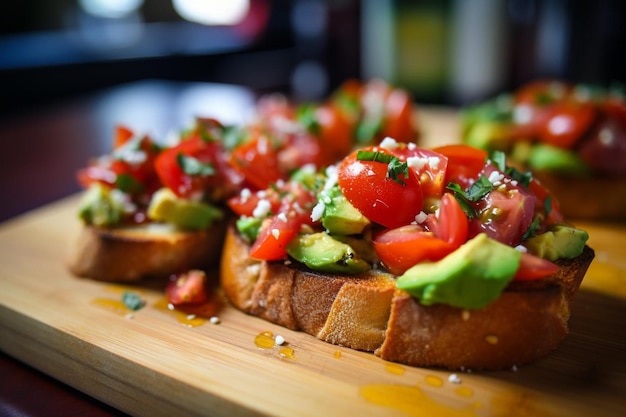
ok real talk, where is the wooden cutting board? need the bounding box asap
[1,109,626,417]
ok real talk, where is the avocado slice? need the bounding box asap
[321,186,370,235]
[525,225,588,261]
[286,232,371,274]
[78,183,128,227]
[147,188,223,230]
[396,233,522,309]
[527,143,589,176]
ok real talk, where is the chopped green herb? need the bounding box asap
[522,216,542,240]
[544,195,552,216]
[446,176,494,219]
[506,166,532,188]
[466,175,494,201]
[122,291,145,311]
[115,173,143,194]
[197,124,214,143]
[177,153,215,177]
[296,104,320,135]
[357,150,409,185]
[490,150,507,172]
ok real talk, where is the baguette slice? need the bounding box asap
[68,221,226,282]
[533,171,626,221]
[221,224,595,370]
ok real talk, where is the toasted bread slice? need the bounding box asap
[533,171,626,221]
[221,224,595,370]
[68,221,226,282]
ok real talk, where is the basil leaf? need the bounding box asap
[446,182,478,218]
[177,154,215,177]
[522,216,542,240]
[115,173,143,194]
[506,166,532,188]
[357,150,409,186]
[490,150,507,172]
[122,291,145,311]
[296,104,320,135]
[466,175,494,201]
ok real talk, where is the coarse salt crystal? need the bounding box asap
[209,316,220,324]
[448,374,462,384]
[275,335,285,345]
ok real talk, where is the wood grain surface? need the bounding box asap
[1,109,625,417]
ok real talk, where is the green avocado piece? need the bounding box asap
[78,183,127,227]
[525,225,588,261]
[236,216,263,243]
[286,232,371,274]
[321,186,370,235]
[527,143,589,176]
[147,188,222,230]
[396,233,522,310]
[463,121,515,151]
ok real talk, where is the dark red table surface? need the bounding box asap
[0,80,261,416]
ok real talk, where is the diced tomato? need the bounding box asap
[528,177,563,225]
[113,125,135,149]
[432,144,487,189]
[278,132,325,173]
[468,165,536,246]
[227,182,285,217]
[155,136,226,199]
[435,193,469,247]
[229,133,283,190]
[578,114,626,176]
[77,133,161,196]
[165,270,208,305]
[315,104,354,163]
[538,100,596,148]
[391,145,448,198]
[373,225,455,275]
[249,182,317,261]
[514,252,560,280]
[382,89,418,143]
[337,147,423,228]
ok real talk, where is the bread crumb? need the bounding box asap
[485,335,499,344]
[461,310,470,321]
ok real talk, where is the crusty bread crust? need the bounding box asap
[221,224,595,370]
[534,171,626,222]
[67,221,226,282]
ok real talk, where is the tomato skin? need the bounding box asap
[373,225,455,275]
[391,145,448,198]
[337,148,423,228]
[229,134,283,190]
[432,144,487,189]
[578,114,626,176]
[514,252,560,280]
[468,165,536,246]
[538,101,596,148]
[528,177,563,225]
[249,183,317,261]
[383,89,418,143]
[77,133,161,196]
[165,270,208,305]
[113,125,135,149]
[436,193,469,247]
[315,104,354,163]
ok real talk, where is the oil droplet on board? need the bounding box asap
[255,331,276,349]
[153,298,206,327]
[455,386,474,398]
[424,375,444,387]
[91,298,130,316]
[359,384,480,417]
[279,347,295,359]
[385,363,406,375]
[333,350,342,359]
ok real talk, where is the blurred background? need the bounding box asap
[2,0,625,117]
[0,0,625,221]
